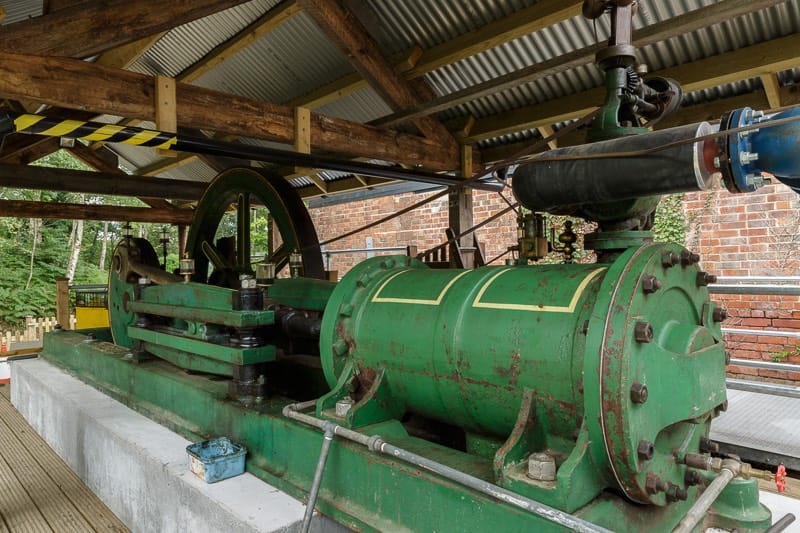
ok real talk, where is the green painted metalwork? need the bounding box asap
[41,329,771,532]
[128,327,275,365]
[128,300,273,328]
[108,237,160,348]
[267,277,336,311]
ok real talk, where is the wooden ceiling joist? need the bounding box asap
[0,163,206,202]
[0,199,193,224]
[0,51,461,172]
[464,32,800,144]
[299,0,457,151]
[289,0,582,110]
[0,0,243,59]
[372,0,788,129]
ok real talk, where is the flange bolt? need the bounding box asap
[700,436,720,454]
[634,321,654,343]
[637,440,655,461]
[645,474,669,494]
[666,484,688,502]
[641,275,662,294]
[680,251,700,266]
[685,470,703,486]
[527,452,557,481]
[661,252,680,268]
[712,307,728,322]
[630,382,648,404]
[696,272,717,287]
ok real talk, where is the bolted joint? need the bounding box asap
[666,484,688,502]
[699,436,720,454]
[725,351,731,365]
[630,382,648,404]
[637,439,655,461]
[634,321,654,343]
[712,307,728,322]
[685,469,703,487]
[645,474,669,495]
[680,251,700,266]
[641,275,662,294]
[696,272,717,287]
[527,452,557,481]
[661,252,681,268]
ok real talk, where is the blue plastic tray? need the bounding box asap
[186,437,247,483]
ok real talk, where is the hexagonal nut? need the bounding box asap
[696,272,718,287]
[641,275,662,294]
[634,321,654,343]
[680,251,700,266]
[335,397,355,417]
[527,452,557,481]
[630,382,648,404]
[661,252,680,268]
[637,439,654,461]
[712,307,728,322]
[645,474,667,494]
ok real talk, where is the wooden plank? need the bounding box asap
[0,393,128,531]
[761,73,783,109]
[0,136,61,165]
[289,1,582,109]
[538,125,558,149]
[0,51,460,172]
[178,0,302,84]
[0,163,207,201]
[56,278,70,330]
[465,32,800,143]
[95,33,167,70]
[155,75,178,158]
[298,0,458,150]
[0,0,243,59]
[372,0,788,128]
[0,410,94,532]
[0,450,50,532]
[0,199,194,224]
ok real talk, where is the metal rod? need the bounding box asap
[282,402,611,533]
[727,378,800,399]
[2,112,503,192]
[766,513,796,533]
[323,246,408,255]
[673,467,736,533]
[715,276,800,283]
[301,425,335,533]
[709,284,800,296]
[729,358,800,373]
[723,328,800,339]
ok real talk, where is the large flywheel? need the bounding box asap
[186,168,325,285]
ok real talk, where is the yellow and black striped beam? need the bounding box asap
[12,113,177,150]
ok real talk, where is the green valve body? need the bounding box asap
[320,243,730,506]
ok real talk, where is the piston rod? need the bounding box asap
[0,112,503,192]
[283,401,612,533]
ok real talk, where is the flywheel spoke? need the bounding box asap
[236,193,251,272]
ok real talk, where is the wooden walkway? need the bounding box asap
[0,383,128,532]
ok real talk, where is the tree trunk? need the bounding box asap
[66,219,84,280]
[98,220,109,270]
[25,217,40,290]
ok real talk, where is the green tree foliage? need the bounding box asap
[652,194,687,245]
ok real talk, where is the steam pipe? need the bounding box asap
[283,401,612,533]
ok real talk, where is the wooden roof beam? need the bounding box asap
[178,0,302,84]
[289,0,582,109]
[0,163,206,201]
[298,0,458,152]
[0,199,193,224]
[0,51,462,172]
[373,0,788,128]
[465,32,800,143]
[0,0,244,59]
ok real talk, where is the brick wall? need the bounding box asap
[310,182,800,383]
[684,183,800,384]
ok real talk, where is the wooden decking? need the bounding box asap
[0,383,128,532]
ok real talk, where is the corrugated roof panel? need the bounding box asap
[194,12,353,103]
[128,0,280,77]
[316,86,393,123]
[0,0,42,24]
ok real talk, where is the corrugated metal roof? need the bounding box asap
[0,0,42,24]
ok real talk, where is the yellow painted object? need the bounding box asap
[75,307,109,329]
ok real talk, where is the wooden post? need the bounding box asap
[177,224,187,259]
[55,277,70,330]
[448,145,475,269]
[155,74,178,157]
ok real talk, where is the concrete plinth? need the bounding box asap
[11,359,346,533]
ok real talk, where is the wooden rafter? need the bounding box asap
[0,0,243,59]
[464,32,800,143]
[288,0,582,109]
[298,0,458,151]
[761,73,783,109]
[0,51,462,172]
[0,199,193,224]
[372,0,788,129]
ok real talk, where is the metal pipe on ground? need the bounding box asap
[727,379,800,400]
[301,424,335,533]
[282,401,612,533]
[766,513,796,533]
[709,285,800,296]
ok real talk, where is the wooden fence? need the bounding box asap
[0,315,76,349]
